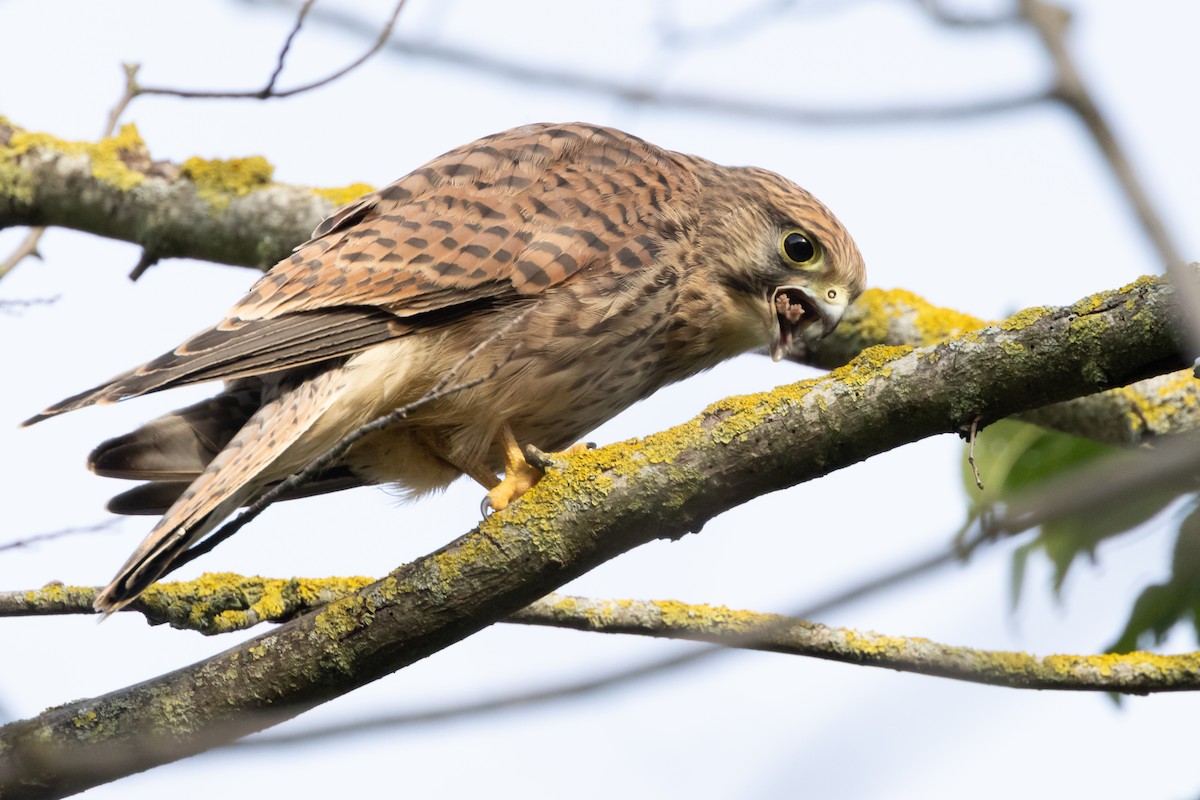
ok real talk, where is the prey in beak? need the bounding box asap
[769,285,844,362]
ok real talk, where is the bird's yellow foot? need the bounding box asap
[485,426,590,512]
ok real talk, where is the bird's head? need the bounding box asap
[689,163,866,362]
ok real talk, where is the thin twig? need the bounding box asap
[1021,0,1198,358]
[916,0,1022,28]
[263,0,317,94]
[137,0,408,100]
[127,249,160,282]
[243,0,1052,126]
[172,307,532,570]
[0,519,123,554]
[0,295,60,314]
[0,229,45,280]
[968,416,985,490]
[104,63,142,137]
[1,61,143,282]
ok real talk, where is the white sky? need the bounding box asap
[2,0,1199,797]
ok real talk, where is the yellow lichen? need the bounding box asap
[999,305,1053,331]
[828,344,914,389]
[850,287,985,347]
[654,599,761,634]
[1043,650,1200,679]
[181,154,274,210]
[1,121,148,199]
[312,182,375,206]
[1113,368,1199,433]
[432,536,500,591]
[71,710,99,729]
[137,572,374,634]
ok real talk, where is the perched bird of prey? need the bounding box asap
[25,122,866,613]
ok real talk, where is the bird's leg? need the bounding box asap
[485,424,541,512]
[485,423,589,512]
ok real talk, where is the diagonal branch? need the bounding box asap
[0,276,1186,797]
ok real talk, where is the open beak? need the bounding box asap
[769,285,845,362]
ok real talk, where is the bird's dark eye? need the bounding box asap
[780,229,820,268]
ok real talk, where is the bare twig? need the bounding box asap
[137,0,408,100]
[173,307,532,571]
[127,249,160,282]
[0,61,142,282]
[0,229,45,279]
[104,63,142,136]
[244,0,1051,126]
[263,0,317,94]
[0,296,60,314]
[1021,0,1198,359]
[968,416,985,490]
[916,0,1022,28]
[0,519,123,554]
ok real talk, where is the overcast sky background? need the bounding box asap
[2,0,1199,797]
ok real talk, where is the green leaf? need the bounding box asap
[1109,501,1200,653]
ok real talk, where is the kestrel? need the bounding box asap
[25,122,866,613]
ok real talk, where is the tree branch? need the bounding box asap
[508,594,1200,693]
[798,283,1200,443]
[0,118,369,272]
[0,275,1186,797]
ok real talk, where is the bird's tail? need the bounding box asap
[93,369,350,614]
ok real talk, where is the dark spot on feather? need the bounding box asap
[429,220,454,232]
[516,260,551,287]
[615,247,641,268]
[471,202,502,219]
[410,253,434,265]
[440,236,459,249]
[434,261,466,277]
[442,162,479,179]
[406,237,428,249]
[498,175,531,190]
[461,244,489,258]
[381,185,412,203]
[412,167,438,184]
[530,197,559,220]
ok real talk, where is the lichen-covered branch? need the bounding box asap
[802,284,1200,443]
[10,580,1195,693]
[510,594,1200,693]
[0,574,373,634]
[0,117,371,272]
[0,276,1186,797]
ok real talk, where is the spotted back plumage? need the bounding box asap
[24,124,701,424]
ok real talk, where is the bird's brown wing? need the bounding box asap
[25,123,694,425]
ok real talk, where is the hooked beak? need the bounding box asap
[769,285,845,362]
